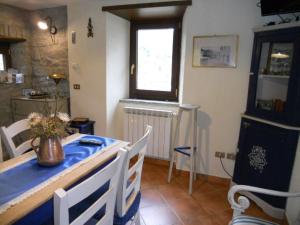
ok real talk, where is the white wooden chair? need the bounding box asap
[0,119,31,158]
[114,125,152,225]
[0,137,3,162]
[228,185,300,225]
[54,149,126,225]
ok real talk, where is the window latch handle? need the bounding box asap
[130,64,135,76]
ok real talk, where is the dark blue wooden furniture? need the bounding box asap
[233,118,298,209]
[233,24,300,218]
[70,121,95,135]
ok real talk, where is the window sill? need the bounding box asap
[119,98,179,107]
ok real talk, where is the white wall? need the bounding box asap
[181,0,263,177]
[68,0,107,135]
[106,13,130,139]
[67,0,175,136]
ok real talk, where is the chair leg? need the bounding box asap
[168,151,175,183]
[134,210,141,225]
[189,156,194,195]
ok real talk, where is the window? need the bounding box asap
[0,54,4,71]
[130,19,181,101]
[0,44,11,71]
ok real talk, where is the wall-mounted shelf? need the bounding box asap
[102,0,192,21]
[0,36,26,43]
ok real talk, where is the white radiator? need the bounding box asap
[123,107,174,160]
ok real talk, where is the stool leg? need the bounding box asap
[189,154,194,195]
[193,151,197,181]
[193,108,198,181]
[168,151,176,183]
[168,109,182,183]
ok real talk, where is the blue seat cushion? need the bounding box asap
[231,215,279,225]
[113,191,141,225]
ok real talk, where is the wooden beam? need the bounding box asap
[102,0,192,21]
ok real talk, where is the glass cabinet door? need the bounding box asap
[255,42,294,113]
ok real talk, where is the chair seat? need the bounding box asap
[231,215,279,225]
[113,192,141,225]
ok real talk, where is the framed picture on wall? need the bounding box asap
[192,35,239,68]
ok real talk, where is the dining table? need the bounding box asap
[0,133,128,225]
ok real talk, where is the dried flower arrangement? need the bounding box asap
[28,74,69,166]
[28,112,70,138]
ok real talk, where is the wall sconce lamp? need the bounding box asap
[37,16,57,42]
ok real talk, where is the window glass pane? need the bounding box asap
[137,28,174,92]
[0,54,4,71]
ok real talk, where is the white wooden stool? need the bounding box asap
[168,104,199,195]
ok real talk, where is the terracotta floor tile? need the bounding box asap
[140,206,183,225]
[192,180,219,194]
[141,176,158,190]
[167,197,213,222]
[140,189,166,208]
[183,215,223,225]
[192,190,231,215]
[139,161,288,225]
[214,208,234,224]
[157,183,191,203]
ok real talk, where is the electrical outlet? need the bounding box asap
[215,152,225,158]
[227,153,236,160]
[73,84,80,89]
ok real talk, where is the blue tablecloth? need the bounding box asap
[0,135,115,213]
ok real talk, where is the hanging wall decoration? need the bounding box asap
[192,35,238,68]
[87,18,94,38]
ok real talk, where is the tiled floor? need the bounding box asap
[137,160,288,225]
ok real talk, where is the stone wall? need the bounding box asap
[0,4,32,127]
[0,4,69,127]
[30,6,69,96]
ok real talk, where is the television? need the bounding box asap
[261,0,300,16]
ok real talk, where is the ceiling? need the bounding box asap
[0,0,71,10]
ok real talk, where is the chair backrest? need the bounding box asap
[116,125,152,217]
[54,149,126,225]
[0,119,31,158]
[0,137,3,162]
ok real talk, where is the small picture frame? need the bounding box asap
[192,35,239,68]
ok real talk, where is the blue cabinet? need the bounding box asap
[233,118,298,209]
[233,25,300,218]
